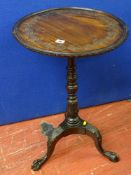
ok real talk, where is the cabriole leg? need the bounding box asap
[32,123,64,171]
[84,122,119,162]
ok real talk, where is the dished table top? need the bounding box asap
[13,7,128,58]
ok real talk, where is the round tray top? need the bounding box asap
[13,7,128,58]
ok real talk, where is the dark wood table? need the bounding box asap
[13,7,128,171]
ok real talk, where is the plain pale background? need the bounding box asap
[0,0,131,125]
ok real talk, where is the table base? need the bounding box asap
[32,117,119,171]
[31,58,119,171]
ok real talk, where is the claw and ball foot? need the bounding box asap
[32,120,119,171]
[103,151,119,162]
[32,157,47,171]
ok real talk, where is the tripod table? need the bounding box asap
[13,7,128,171]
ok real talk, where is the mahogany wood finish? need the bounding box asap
[13,7,128,58]
[13,7,128,171]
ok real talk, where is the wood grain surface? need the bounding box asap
[13,8,128,57]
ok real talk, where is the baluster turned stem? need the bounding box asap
[65,57,80,125]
